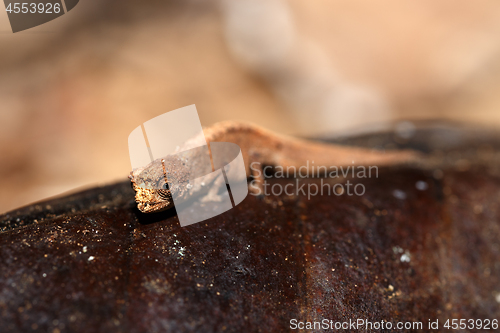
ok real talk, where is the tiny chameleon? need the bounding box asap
[129,121,419,213]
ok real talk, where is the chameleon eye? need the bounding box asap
[156,179,169,190]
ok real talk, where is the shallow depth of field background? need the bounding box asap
[1,0,500,213]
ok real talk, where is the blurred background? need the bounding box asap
[1,0,500,213]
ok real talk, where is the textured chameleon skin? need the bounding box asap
[130,121,419,213]
[129,158,174,213]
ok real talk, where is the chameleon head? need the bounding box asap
[129,159,174,213]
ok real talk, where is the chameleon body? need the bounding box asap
[129,121,418,213]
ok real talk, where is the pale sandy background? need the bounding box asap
[1,0,500,213]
